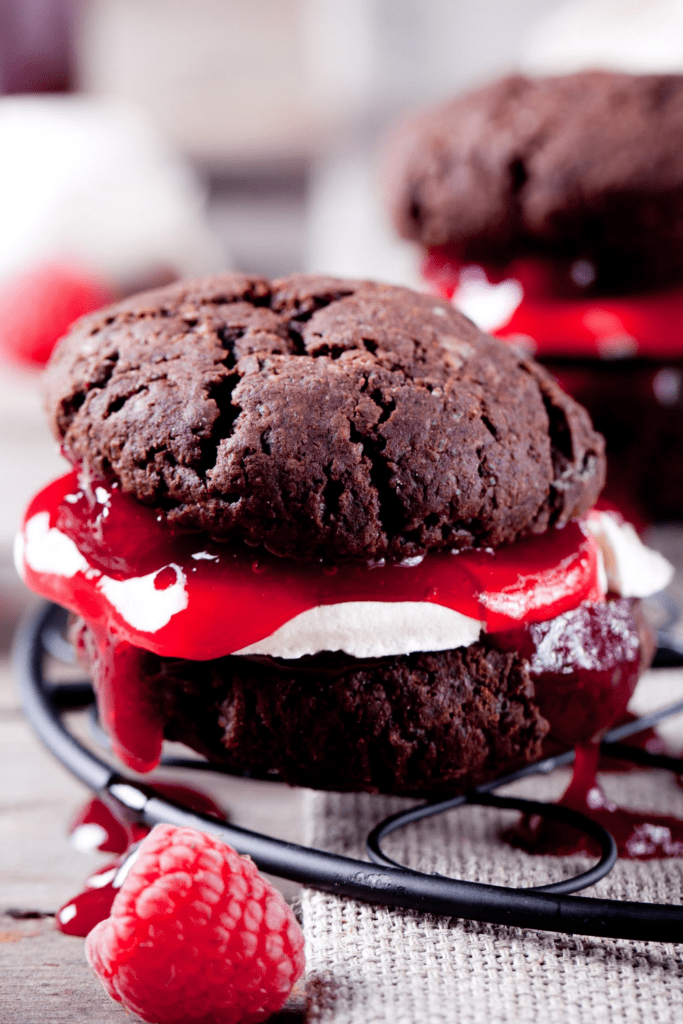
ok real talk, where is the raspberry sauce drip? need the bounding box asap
[56,858,124,937]
[492,599,647,749]
[423,248,683,358]
[18,470,604,661]
[73,620,165,772]
[494,603,683,859]
[509,742,683,860]
[59,789,227,935]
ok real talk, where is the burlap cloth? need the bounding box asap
[301,669,683,1023]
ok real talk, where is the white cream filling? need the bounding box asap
[584,512,675,598]
[19,509,674,658]
[234,602,485,660]
[452,268,523,333]
[234,512,674,659]
[17,511,89,578]
[98,565,188,633]
[19,511,188,633]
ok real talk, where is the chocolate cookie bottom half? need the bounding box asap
[72,598,652,797]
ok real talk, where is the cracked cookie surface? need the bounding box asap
[44,273,605,561]
[386,71,683,286]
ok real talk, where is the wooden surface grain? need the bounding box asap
[0,645,125,1022]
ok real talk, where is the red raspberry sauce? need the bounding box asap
[74,624,164,773]
[19,470,604,660]
[423,248,683,358]
[56,858,124,937]
[58,788,227,936]
[69,795,148,855]
[492,603,683,859]
[509,743,683,860]
[493,601,644,749]
[19,470,603,772]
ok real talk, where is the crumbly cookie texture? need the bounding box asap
[44,273,604,560]
[386,71,683,284]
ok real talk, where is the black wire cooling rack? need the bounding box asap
[16,600,683,943]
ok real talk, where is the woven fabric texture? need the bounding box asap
[302,669,683,1023]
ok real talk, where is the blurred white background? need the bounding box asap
[75,0,564,279]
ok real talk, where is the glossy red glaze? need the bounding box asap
[494,603,683,860]
[510,743,683,859]
[89,631,164,773]
[423,248,683,358]
[19,470,604,661]
[60,789,227,934]
[56,855,124,937]
[69,796,146,855]
[68,788,226,854]
[492,599,643,746]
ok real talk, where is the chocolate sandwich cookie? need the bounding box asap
[386,72,683,521]
[387,70,683,289]
[44,274,604,561]
[22,273,669,797]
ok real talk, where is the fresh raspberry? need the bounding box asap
[85,824,305,1024]
[0,262,112,365]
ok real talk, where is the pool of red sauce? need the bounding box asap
[57,787,226,936]
[21,470,683,864]
[423,248,683,358]
[507,743,683,861]
[56,857,124,937]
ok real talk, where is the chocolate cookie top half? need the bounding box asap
[387,71,683,284]
[45,274,604,561]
